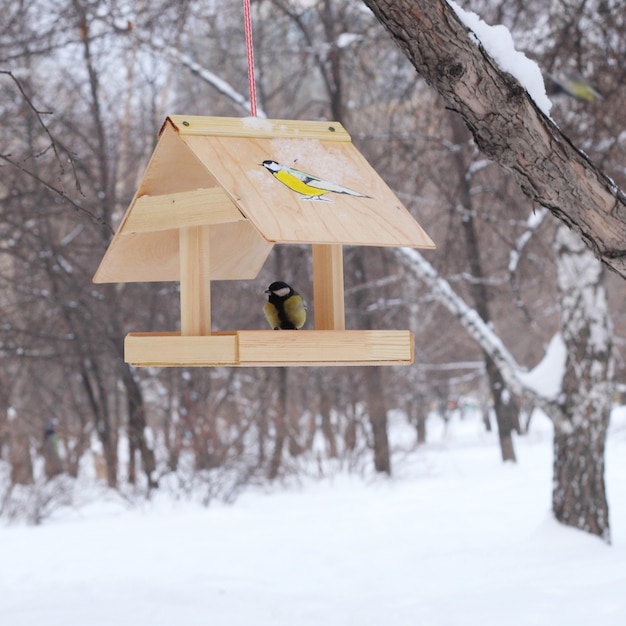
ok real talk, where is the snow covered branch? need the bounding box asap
[362,0,626,279]
[396,247,566,423]
[508,207,548,276]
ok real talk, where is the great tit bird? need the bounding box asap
[263,281,307,330]
[261,160,371,202]
[546,72,603,102]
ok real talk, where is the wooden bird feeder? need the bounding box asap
[93,115,435,367]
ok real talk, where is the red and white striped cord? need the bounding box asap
[243,0,258,117]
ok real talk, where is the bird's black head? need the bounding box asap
[265,281,293,299]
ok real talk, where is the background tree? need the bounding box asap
[0,0,624,540]
[361,0,622,539]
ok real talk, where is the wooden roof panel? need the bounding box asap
[181,132,435,248]
[93,115,435,285]
[93,221,272,283]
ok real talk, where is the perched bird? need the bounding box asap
[261,160,371,202]
[546,72,603,102]
[263,281,307,330]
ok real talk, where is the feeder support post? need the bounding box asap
[312,243,345,330]
[179,225,212,335]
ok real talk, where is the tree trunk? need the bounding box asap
[361,0,626,278]
[398,223,614,540]
[351,254,392,475]
[344,414,357,453]
[552,225,613,541]
[80,365,117,488]
[120,362,157,489]
[552,420,610,541]
[42,423,63,479]
[485,358,517,462]
[318,373,338,458]
[449,115,518,462]
[268,369,288,480]
[8,424,33,486]
[364,366,391,475]
[415,400,427,445]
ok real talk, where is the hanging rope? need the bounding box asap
[243,0,258,117]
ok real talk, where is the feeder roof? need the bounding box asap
[93,115,434,284]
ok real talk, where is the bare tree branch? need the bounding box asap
[0,153,113,235]
[0,70,110,232]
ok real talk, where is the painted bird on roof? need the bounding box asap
[263,281,307,330]
[261,160,371,202]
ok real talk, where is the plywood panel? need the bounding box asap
[137,122,218,196]
[124,330,413,367]
[93,123,218,284]
[95,221,273,285]
[94,222,273,283]
[122,188,244,234]
[94,115,435,290]
[93,230,180,283]
[182,133,435,248]
[238,330,413,364]
[167,115,351,141]
[125,333,238,366]
[209,220,274,279]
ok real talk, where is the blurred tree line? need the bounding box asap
[0,0,624,530]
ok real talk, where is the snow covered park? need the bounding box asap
[2,407,625,626]
[1,1,625,624]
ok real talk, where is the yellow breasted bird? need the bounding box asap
[261,160,371,202]
[546,72,603,102]
[263,281,307,330]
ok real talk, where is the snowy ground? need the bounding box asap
[2,408,626,626]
